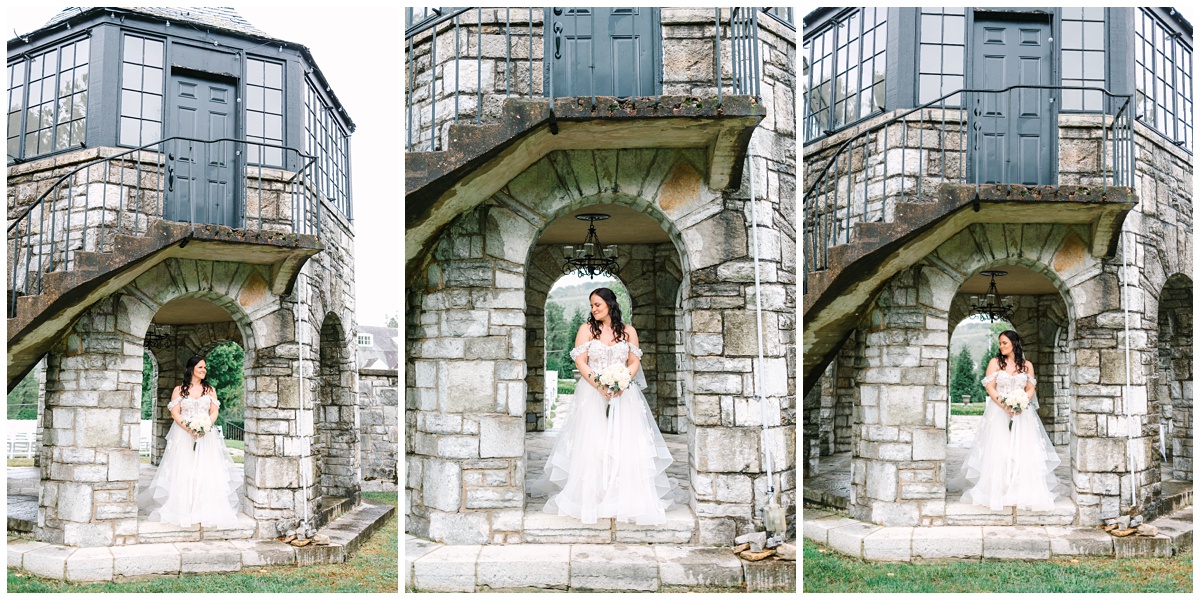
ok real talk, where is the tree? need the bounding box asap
[384,312,399,328]
[141,352,156,419]
[205,342,245,426]
[6,369,39,420]
[950,346,977,404]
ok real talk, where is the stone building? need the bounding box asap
[405,8,797,545]
[803,7,1192,528]
[7,8,368,547]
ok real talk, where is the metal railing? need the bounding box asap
[803,85,1136,285]
[403,7,771,152]
[8,137,320,317]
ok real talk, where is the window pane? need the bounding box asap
[1063,50,1082,79]
[74,39,89,67]
[1083,7,1104,20]
[60,46,74,71]
[944,15,963,45]
[142,93,161,121]
[119,117,140,146]
[59,71,74,97]
[920,45,941,73]
[265,62,282,88]
[124,36,143,64]
[1083,52,1103,80]
[55,123,69,149]
[921,14,940,44]
[943,46,963,74]
[265,88,282,112]
[1083,22,1103,51]
[247,111,263,137]
[143,121,160,144]
[144,39,163,68]
[122,89,141,117]
[143,67,162,93]
[71,119,84,145]
[1064,21,1082,49]
[71,92,85,120]
[247,86,263,111]
[123,63,142,90]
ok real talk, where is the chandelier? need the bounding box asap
[145,325,172,348]
[970,270,1014,322]
[561,214,619,279]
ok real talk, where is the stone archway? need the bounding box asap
[1154,274,1192,484]
[315,313,360,512]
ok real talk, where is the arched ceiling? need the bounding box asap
[959,265,1059,295]
[536,203,671,246]
[152,297,236,325]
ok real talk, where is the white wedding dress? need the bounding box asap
[138,393,242,528]
[533,339,674,525]
[959,371,1061,511]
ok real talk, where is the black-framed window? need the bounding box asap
[246,57,284,166]
[1061,7,1105,112]
[918,7,964,106]
[305,80,351,219]
[119,34,164,148]
[803,8,887,142]
[8,36,90,160]
[1136,8,1193,153]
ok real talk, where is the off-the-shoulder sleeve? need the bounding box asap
[569,345,588,360]
[1027,376,1037,387]
[629,345,643,358]
[210,395,221,409]
[168,397,181,411]
[981,372,998,386]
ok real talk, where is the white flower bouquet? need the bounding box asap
[1001,390,1030,430]
[186,416,211,450]
[594,364,633,418]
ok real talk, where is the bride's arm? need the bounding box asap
[572,324,601,393]
[169,386,197,439]
[625,326,641,378]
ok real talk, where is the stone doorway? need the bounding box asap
[1154,275,1192,496]
[314,313,361,527]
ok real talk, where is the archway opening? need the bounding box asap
[943,264,1074,517]
[314,313,360,527]
[139,295,251,530]
[1155,275,1192,491]
[522,201,690,529]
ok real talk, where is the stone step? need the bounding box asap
[523,504,696,544]
[297,497,396,565]
[136,511,258,544]
[944,495,1075,526]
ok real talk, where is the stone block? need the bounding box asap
[427,511,490,545]
[22,544,74,580]
[79,409,123,447]
[693,426,760,472]
[862,526,914,562]
[912,526,982,561]
[464,487,522,509]
[828,521,882,558]
[880,386,926,426]
[570,544,659,592]
[524,512,612,543]
[697,517,737,545]
[1075,437,1126,472]
[981,526,1050,559]
[176,541,241,573]
[422,460,461,512]
[443,360,495,413]
[58,482,94,522]
[108,450,141,481]
[742,555,795,592]
[615,503,695,544]
[63,522,114,547]
[413,545,481,592]
[436,436,479,459]
[477,545,570,590]
[655,546,743,589]
[713,474,753,503]
[865,461,898,502]
[723,310,776,356]
[66,547,113,582]
[803,514,858,546]
[912,428,946,461]
[7,538,51,571]
[1044,526,1114,556]
[1114,535,1172,558]
[479,416,523,458]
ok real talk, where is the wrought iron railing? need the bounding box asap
[403,7,773,152]
[8,137,320,317]
[803,85,1136,286]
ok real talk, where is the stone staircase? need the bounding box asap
[802,183,1136,395]
[7,219,320,390]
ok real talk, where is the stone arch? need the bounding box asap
[1154,273,1192,483]
[315,312,360,509]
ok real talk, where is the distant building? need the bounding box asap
[357,325,398,371]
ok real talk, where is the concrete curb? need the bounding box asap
[405,535,795,592]
[803,505,1192,562]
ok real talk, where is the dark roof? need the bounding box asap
[41,7,273,40]
[358,325,398,371]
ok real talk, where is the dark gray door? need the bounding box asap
[165,72,239,227]
[546,7,660,98]
[968,15,1055,185]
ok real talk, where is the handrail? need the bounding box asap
[8,136,322,318]
[802,84,1136,287]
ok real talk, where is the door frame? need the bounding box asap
[543,7,663,99]
[964,9,1060,185]
[164,66,244,227]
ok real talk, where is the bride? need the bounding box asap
[959,329,1061,511]
[138,356,242,528]
[533,287,674,525]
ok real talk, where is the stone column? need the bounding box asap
[37,295,146,547]
[407,204,528,544]
[850,267,949,527]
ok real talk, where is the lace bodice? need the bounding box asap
[169,393,219,422]
[569,339,643,372]
[982,371,1037,406]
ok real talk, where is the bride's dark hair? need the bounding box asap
[996,330,1027,374]
[587,287,627,342]
[179,355,214,398]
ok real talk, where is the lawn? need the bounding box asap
[950,402,986,416]
[7,491,398,593]
[803,539,1192,593]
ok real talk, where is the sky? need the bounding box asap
[4,4,401,329]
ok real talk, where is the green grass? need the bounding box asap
[557,380,576,395]
[225,439,245,450]
[950,402,986,416]
[7,492,398,593]
[803,540,1192,593]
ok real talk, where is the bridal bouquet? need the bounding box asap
[186,416,211,450]
[594,364,633,418]
[1001,390,1030,430]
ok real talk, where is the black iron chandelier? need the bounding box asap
[970,270,1014,322]
[562,214,619,279]
[145,325,172,348]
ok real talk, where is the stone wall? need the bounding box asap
[359,368,399,491]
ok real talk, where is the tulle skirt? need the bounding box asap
[138,422,243,528]
[960,399,1061,511]
[532,380,674,525]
